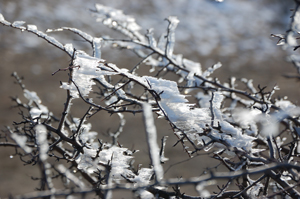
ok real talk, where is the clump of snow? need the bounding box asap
[134,167,154,185]
[233,104,300,138]
[70,117,99,148]
[75,142,154,186]
[29,105,49,119]
[165,16,180,57]
[0,13,4,21]
[202,62,222,78]
[275,99,297,110]
[76,147,99,174]
[11,133,32,153]
[183,58,202,76]
[23,89,51,119]
[12,21,25,28]
[26,24,37,31]
[93,4,144,41]
[98,145,134,182]
[60,52,106,98]
[146,77,262,153]
[24,89,41,105]
[232,108,261,135]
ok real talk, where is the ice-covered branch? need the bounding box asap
[2,2,300,199]
[0,14,74,57]
[142,103,164,182]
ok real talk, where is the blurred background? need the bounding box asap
[0,0,297,197]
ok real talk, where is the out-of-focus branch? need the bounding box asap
[142,103,164,182]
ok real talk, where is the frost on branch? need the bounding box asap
[35,124,49,161]
[60,53,106,98]
[10,132,32,154]
[92,4,144,41]
[146,77,257,154]
[272,4,300,76]
[24,89,51,119]
[3,2,300,199]
[165,16,180,58]
[142,103,164,182]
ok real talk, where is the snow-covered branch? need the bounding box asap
[1,2,300,199]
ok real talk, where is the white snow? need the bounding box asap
[0,13,4,21]
[11,133,32,153]
[23,89,51,119]
[24,89,41,105]
[26,24,37,31]
[61,52,106,98]
[12,21,25,28]
[29,105,49,119]
[145,77,261,153]
[98,145,135,182]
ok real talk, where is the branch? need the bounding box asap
[0,14,74,57]
[142,103,164,182]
